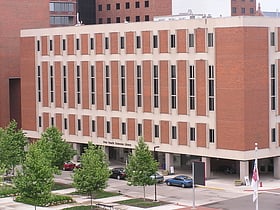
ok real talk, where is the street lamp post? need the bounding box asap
[154,146,160,202]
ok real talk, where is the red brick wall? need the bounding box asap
[96,61,104,110]
[68,61,75,108]
[195,28,206,53]
[143,60,152,112]
[177,60,187,115]
[178,122,188,145]
[54,62,62,108]
[126,32,135,54]
[110,32,119,54]
[81,34,89,55]
[160,60,169,113]
[83,115,90,136]
[231,0,256,16]
[159,30,168,53]
[127,118,136,141]
[20,37,37,131]
[177,29,187,53]
[142,31,151,54]
[160,120,169,144]
[67,35,75,55]
[112,117,120,139]
[216,27,269,151]
[197,123,206,147]
[54,35,61,55]
[143,119,152,142]
[196,60,206,116]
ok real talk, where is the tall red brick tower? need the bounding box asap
[231,0,256,16]
[0,1,49,127]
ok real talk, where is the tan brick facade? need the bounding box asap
[20,16,280,162]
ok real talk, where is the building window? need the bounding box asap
[136,16,140,22]
[208,33,214,47]
[189,65,195,110]
[271,64,276,110]
[76,38,80,50]
[172,126,177,139]
[170,34,176,48]
[153,65,159,108]
[105,37,109,49]
[189,34,194,47]
[153,35,158,48]
[120,36,125,49]
[232,7,236,14]
[121,65,126,106]
[51,117,54,126]
[154,125,159,138]
[37,40,40,51]
[107,18,111,23]
[250,8,254,14]
[106,121,110,133]
[122,122,126,135]
[126,2,130,9]
[39,116,42,127]
[98,18,103,24]
[62,39,66,51]
[138,123,142,136]
[49,40,53,51]
[272,128,276,142]
[271,32,275,46]
[90,65,95,105]
[98,4,102,11]
[126,16,130,22]
[78,119,81,131]
[92,120,96,132]
[190,127,196,141]
[171,65,176,109]
[144,15,149,21]
[63,65,67,103]
[241,8,245,14]
[209,129,215,143]
[50,66,54,103]
[76,65,81,104]
[116,17,121,23]
[37,66,41,102]
[105,65,110,105]
[136,36,141,48]
[137,65,142,107]
[90,38,94,50]
[135,1,140,8]
[116,3,120,9]
[64,118,67,130]
[144,1,149,7]
[208,65,215,111]
[107,4,111,10]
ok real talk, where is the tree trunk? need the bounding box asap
[143,185,146,201]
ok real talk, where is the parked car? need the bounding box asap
[165,175,193,188]
[63,161,76,171]
[150,172,164,183]
[110,167,126,180]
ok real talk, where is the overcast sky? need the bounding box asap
[173,0,280,17]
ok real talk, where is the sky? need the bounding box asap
[172,0,280,17]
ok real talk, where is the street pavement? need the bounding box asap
[1,170,280,210]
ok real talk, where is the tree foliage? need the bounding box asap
[14,141,55,207]
[40,127,76,169]
[125,137,158,200]
[0,120,28,174]
[73,142,110,208]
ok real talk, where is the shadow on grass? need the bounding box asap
[117,198,168,208]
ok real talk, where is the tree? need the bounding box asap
[0,120,28,174]
[40,127,76,170]
[73,142,110,209]
[125,137,158,201]
[14,141,55,210]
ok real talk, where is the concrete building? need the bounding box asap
[20,16,280,180]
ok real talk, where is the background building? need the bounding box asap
[20,16,280,181]
[231,0,256,16]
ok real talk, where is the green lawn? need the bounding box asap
[0,185,18,197]
[117,198,167,208]
[52,182,73,191]
[71,190,119,199]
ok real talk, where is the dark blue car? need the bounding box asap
[165,175,193,188]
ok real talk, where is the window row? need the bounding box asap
[36,32,214,54]
[38,116,215,143]
[98,15,150,24]
[98,1,150,11]
[49,2,75,12]
[50,16,74,25]
[37,63,215,111]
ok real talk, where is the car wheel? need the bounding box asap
[166,182,171,186]
[117,175,121,180]
[181,184,185,188]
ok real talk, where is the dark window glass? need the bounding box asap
[116,3,120,9]
[190,127,195,141]
[98,4,102,11]
[49,40,53,51]
[135,1,140,8]
[126,2,130,9]
[62,39,66,51]
[37,40,40,51]
[136,16,140,22]
[145,1,149,7]
[172,126,177,139]
[92,120,95,132]
[90,38,94,50]
[116,17,121,23]
[144,15,149,21]
[153,35,158,48]
[107,4,111,10]
[154,125,159,138]
[136,36,141,48]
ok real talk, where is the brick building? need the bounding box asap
[50,0,77,26]
[231,0,256,16]
[20,16,280,180]
[0,1,49,128]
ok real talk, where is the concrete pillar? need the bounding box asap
[73,143,81,162]
[239,161,249,182]
[202,157,211,179]
[165,153,174,172]
[274,157,280,178]
[104,146,109,161]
